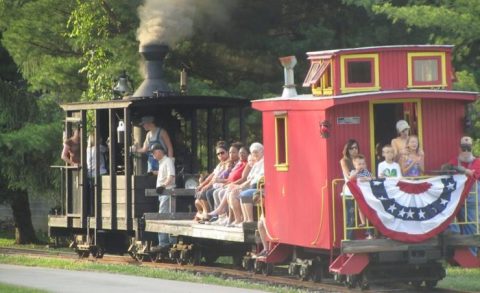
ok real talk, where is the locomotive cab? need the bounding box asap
[48,44,251,255]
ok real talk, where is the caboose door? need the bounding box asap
[369,99,423,175]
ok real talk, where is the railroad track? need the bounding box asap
[0,246,468,293]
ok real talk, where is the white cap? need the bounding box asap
[396,120,410,133]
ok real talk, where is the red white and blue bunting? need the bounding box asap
[347,175,474,243]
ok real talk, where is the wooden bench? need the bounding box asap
[145,188,195,213]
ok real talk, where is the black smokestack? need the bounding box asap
[132,44,171,98]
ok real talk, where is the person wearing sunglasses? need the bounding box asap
[442,136,480,255]
[194,141,229,221]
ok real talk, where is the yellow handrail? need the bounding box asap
[310,179,328,245]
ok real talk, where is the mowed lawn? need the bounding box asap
[0,282,48,293]
[1,233,480,291]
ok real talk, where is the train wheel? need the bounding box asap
[136,254,151,262]
[189,249,201,266]
[310,265,323,283]
[288,263,298,276]
[254,260,264,274]
[77,251,89,258]
[154,251,168,263]
[92,247,105,259]
[242,257,254,272]
[359,274,369,291]
[262,263,273,276]
[345,275,358,289]
[425,280,438,289]
[298,265,310,281]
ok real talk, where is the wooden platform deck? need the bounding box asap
[144,217,257,244]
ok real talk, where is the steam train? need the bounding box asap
[49,44,480,289]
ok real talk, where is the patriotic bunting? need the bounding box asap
[347,175,474,243]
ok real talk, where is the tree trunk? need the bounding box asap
[10,190,39,244]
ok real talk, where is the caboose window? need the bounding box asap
[408,52,447,88]
[340,53,379,93]
[413,58,439,82]
[275,114,288,171]
[347,60,372,84]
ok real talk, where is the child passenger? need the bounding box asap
[350,154,372,227]
[400,135,424,177]
[377,145,402,179]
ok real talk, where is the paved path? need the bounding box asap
[0,264,266,293]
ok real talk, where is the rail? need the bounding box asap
[332,175,480,243]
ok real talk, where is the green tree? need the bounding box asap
[0,0,84,103]
[0,80,62,244]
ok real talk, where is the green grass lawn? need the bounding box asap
[1,233,480,292]
[439,266,480,292]
[0,282,48,293]
[0,255,306,293]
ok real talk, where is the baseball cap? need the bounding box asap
[140,116,155,125]
[460,136,473,145]
[396,120,410,133]
[149,143,166,153]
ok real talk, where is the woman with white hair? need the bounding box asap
[227,142,264,226]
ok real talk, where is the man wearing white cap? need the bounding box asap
[391,120,410,161]
[442,136,480,254]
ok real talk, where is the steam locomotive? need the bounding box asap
[49,44,480,289]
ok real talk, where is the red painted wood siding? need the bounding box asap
[422,99,466,170]
[379,51,408,90]
[262,110,333,249]
[326,102,370,246]
[327,102,371,178]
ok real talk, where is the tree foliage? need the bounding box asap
[0,80,62,201]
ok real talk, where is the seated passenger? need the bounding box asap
[228,142,264,226]
[131,116,174,175]
[209,148,252,226]
[194,141,229,221]
[206,142,245,222]
[399,135,424,177]
[377,144,402,179]
[205,158,235,214]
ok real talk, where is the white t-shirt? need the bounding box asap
[247,158,264,186]
[156,156,175,189]
[377,161,402,178]
[86,145,108,177]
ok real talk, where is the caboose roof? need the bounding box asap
[306,44,454,59]
[252,89,478,111]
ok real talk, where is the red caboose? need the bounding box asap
[252,45,480,286]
